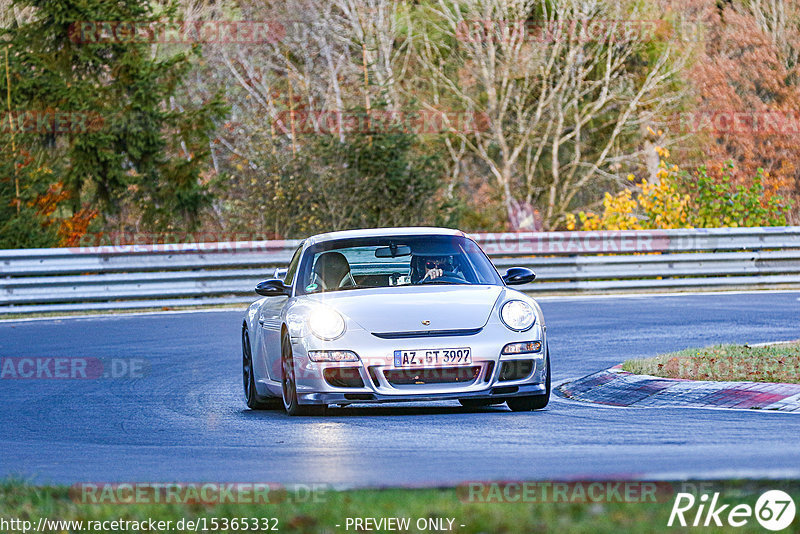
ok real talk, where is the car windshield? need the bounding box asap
[296,235,502,295]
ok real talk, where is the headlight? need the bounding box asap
[308,306,346,340]
[500,300,535,331]
[308,350,359,362]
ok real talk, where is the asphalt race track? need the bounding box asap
[1,291,799,486]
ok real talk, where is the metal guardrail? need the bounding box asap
[1,227,800,314]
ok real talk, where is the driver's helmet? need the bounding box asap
[410,254,455,283]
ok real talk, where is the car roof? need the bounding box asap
[305,227,466,246]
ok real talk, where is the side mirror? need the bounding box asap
[502,267,536,285]
[255,279,291,297]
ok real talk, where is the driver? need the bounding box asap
[411,255,454,283]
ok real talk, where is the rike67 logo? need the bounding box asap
[668,490,796,531]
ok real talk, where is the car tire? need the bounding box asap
[506,347,551,412]
[458,399,503,408]
[281,330,326,416]
[242,325,280,410]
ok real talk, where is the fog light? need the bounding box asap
[501,341,542,355]
[307,350,359,362]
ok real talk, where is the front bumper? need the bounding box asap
[291,321,547,405]
[297,383,548,405]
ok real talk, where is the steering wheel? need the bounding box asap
[419,271,463,284]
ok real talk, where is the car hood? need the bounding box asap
[304,285,504,333]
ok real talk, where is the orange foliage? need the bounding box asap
[678,0,800,221]
[30,181,69,218]
[58,207,99,246]
[28,181,98,246]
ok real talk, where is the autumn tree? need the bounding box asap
[412,0,692,230]
[1,0,226,237]
[676,0,800,222]
[188,0,452,236]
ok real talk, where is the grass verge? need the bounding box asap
[622,342,800,383]
[1,480,799,533]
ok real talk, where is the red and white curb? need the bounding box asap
[558,365,800,412]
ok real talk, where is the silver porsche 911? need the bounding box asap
[241,227,550,415]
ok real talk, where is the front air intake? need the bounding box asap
[323,367,365,388]
[383,366,481,386]
[499,360,534,381]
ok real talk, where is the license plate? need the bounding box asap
[393,348,472,367]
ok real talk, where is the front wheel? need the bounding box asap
[281,330,326,416]
[507,349,551,412]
